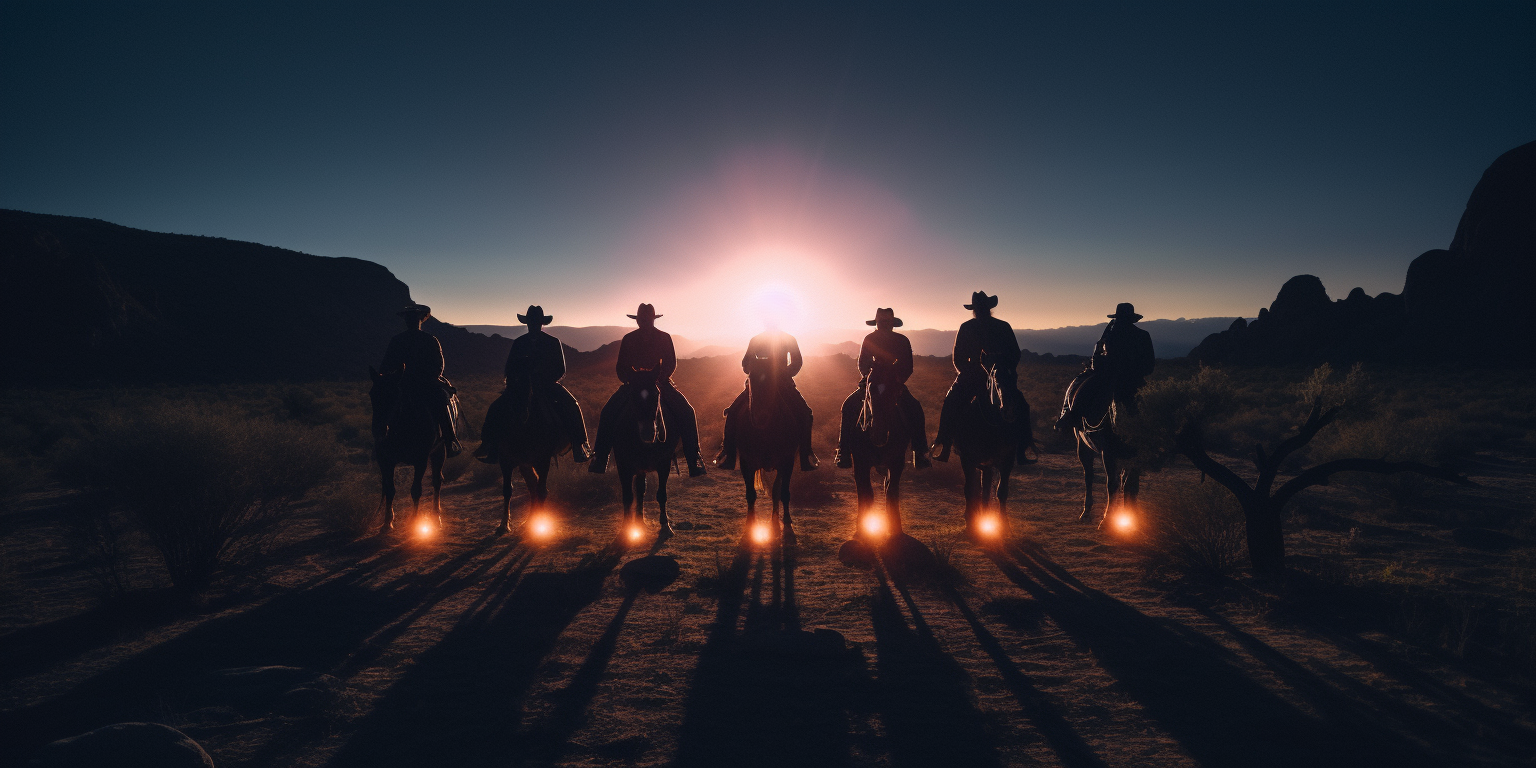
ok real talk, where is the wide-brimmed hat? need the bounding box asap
[1108,302,1143,322]
[517,304,553,324]
[396,303,431,319]
[964,291,998,310]
[866,308,904,327]
[627,303,662,320]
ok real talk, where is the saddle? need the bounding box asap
[1059,368,1114,433]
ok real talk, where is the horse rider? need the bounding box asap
[714,321,820,472]
[1096,302,1156,417]
[472,305,592,465]
[379,303,462,457]
[833,307,931,469]
[930,291,1030,463]
[589,303,707,477]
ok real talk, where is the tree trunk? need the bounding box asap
[1243,499,1285,575]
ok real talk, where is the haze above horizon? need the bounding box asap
[2,2,1531,340]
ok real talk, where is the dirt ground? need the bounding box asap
[3,358,1535,767]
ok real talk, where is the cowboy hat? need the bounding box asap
[963,291,998,310]
[626,303,662,320]
[866,307,904,327]
[1108,302,1143,322]
[517,304,553,324]
[396,303,431,318]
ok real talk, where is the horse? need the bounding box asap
[610,367,681,543]
[847,379,912,539]
[487,375,571,536]
[1058,365,1139,529]
[952,367,1021,538]
[732,362,800,544]
[368,367,448,534]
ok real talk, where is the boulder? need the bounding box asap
[28,722,214,768]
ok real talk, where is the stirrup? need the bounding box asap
[588,453,609,473]
[686,455,708,477]
[571,443,592,462]
[931,443,951,463]
[713,449,735,471]
[801,454,820,471]
[834,449,852,469]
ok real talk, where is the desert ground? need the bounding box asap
[2,355,1534,767]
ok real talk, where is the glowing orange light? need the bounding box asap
[628,525,644,542]
[417,520,433,537]
[751,523,772,544]
[978,515,1000,536]
[530,515,554,538]
[861,513,888,537]
[1113,511,1135,532]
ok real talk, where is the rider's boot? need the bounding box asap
[713,448,735,471]
[686,452,708,478]
[588,448,610,473]
[834,444,852,469]
[799,416,819,471]
[571,442,592,463]
[931,441,951,463]
[714,406,737,470]
[913,443,932,469]
[801,451,820,472]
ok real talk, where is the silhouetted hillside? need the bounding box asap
[1191,140,1536,367]
[0,210,509,383]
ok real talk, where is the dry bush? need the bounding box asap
[62,502,142,598]
[59,404,339,592]
[1143,479,1246,578]
[319,473,382,538]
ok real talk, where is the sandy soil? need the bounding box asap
[2,360,1534,767]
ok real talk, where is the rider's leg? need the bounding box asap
[834,387,861,468]
[552,384,591,461]
[1007,386,1033,462]
[789,385,818,470]
[662,385,707,476]
[474,394,507,463]
[899,387,932,468]
[715,389,747,469]
[433,383,462,457]
[931,381,964,461]
[588,387,627,473]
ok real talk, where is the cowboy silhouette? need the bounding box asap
[379,303,462,457]
[931,291,1029,462]
[1096,302,1156,416]
[833,308,930,468]
[472,305,591,464]
[589,303,707,476]
[714,321,820,471]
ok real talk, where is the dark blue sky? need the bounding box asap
[3,1,1531,340]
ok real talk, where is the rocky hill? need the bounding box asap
[1191,140,1535,366]
[0,210,510,384]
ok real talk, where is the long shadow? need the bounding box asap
[1218,574,1536,764]
[509,554,681,766]
[992,542,1432,767]
[870,567,1002,768]
[326,547,621,767]
[672,539,868,768]
[939,584,1107,768]
[0,537,512,761]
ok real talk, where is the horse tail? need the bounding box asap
[754,469,768,494]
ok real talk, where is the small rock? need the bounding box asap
[620,555,681,593]
[29,722,214,768]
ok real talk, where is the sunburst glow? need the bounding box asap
[751,523,772,544]
[978,514,1001,536]
[530,514,554,539]
[628,525,644,542]
[416,520,433,537]
[1113,509,1136,533]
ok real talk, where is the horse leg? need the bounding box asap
[1124,468,1141,507]
[521,464,541,527]
[743,466,758,533]
[430,452,444,526]
[497,461,514,535]
[962,461,980,527]
[619,468,636,531]
[656,468,673,540]
[379,461,396,533]
[887,463,904,536]
[1077,435,1096,523]
[411,463,427,528]
[997,464,1012,536]
[1100,451,1120,530]
[779,465,794,541]
[634,472,648,528]
[853,459,875,538]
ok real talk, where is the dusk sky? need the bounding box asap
[3,2,1532,343]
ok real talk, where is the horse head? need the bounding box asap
[745,361,786,427]
[860,379,903,448]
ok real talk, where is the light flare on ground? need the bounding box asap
[1112,507,1137,533]
[751,522,772,544]
[628,525,644,542]
[861,512,888,537]
[416,520,434,538]
[529,513,555,539]
[978,514,1001,537]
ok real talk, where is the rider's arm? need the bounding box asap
[658,333,677,379]
[380,336,405,374]
[953,323,982,375]
[551,336,568,382]
[995,320,1021,369]
[858,337,874,377]
[786,335,803,378]
[616,335,634,384]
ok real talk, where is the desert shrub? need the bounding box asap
[62,502,142,597]
[59,404,339,592]
[1143,479,1246,578]
[282,386,339,425]
[319,473,382,538]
